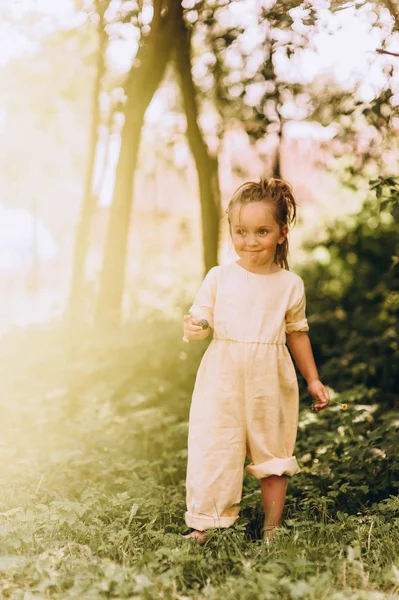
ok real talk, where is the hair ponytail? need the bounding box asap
[267,178,297,270]
[225,176,298,270]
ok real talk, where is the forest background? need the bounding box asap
[0,0,398,598]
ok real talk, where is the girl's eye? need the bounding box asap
[235,229,269,235]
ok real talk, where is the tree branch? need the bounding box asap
[376,48,399,58]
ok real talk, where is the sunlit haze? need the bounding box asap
[0,0,398,336]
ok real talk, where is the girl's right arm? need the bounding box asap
[183,315,211,342]
[182,266,219,343]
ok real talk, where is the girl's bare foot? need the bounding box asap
[183,529,207,545]
[262,524,279,546]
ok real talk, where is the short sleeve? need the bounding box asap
[189,266,219,329]
[285,277,309,334]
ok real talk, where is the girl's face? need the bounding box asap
[230,202,288,267]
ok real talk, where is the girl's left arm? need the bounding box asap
[286,331,330,411]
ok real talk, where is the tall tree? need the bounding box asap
[68,0,109,325]
[174,2,221,275]
[95,0,180,326]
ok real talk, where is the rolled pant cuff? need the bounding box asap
[244,456,300,479]
[185,511,239,531]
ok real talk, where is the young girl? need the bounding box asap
[182,177,330,545]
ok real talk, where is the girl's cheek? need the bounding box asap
[260,239,272,248]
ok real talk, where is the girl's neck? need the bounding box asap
[235,259,282,275]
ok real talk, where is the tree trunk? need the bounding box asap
[95,0,180,326]
[174,2,221,275]
[273,132,282,178]
[68,1,107,326]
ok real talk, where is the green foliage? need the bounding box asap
[0,311,398,597]
[191,0,320,140]
[297,183,399,408]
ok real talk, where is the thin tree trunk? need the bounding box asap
[273,132,282,178]
[174,2,221,275]
[95,0,179,326]
[272,43,283,180]
[68,0,107,326]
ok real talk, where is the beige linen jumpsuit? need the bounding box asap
[185,260,309,531]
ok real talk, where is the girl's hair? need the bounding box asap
[225,177,298,270]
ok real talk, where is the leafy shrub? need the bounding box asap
[298,193,399,408]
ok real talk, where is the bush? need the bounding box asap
[298,196,399,408]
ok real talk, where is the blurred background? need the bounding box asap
[0,0,397,336]
[0,2,398,593]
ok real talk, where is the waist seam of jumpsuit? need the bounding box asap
[213,336,285,345]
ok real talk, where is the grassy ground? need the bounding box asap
[0,315,398,600]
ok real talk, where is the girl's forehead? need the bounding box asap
[231,202,277,227]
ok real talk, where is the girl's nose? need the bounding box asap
[247,235,258,246]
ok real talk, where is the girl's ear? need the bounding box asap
[278,224,288,244]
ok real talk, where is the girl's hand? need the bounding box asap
[308,379,330,412]
[182,315,210,343]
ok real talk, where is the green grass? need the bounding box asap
[0,317,398,599]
